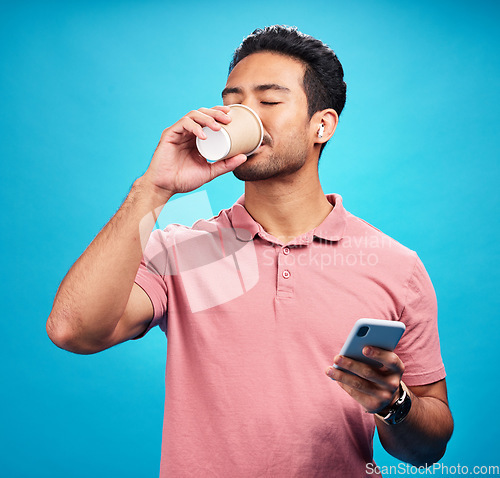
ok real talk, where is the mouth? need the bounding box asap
[249,144,267,157]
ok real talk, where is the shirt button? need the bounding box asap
[283,247,290,255]
[282,270,291,279]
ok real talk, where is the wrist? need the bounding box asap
[376,381,412,425]
[376,383,403,417]
[134,175,174,208]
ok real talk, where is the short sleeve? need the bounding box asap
[396,253,446,386]
[132,228,169,339]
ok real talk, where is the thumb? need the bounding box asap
[209,154,248,180]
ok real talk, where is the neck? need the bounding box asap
[243,161,333,245]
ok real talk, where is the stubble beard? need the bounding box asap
[232,134,309,182]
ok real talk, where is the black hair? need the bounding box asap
[229,25,347,155]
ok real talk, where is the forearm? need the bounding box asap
[47,106,246,350]
[47,176,172,348]
[376,389,454,467]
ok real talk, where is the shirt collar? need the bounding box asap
[229,193,347,244]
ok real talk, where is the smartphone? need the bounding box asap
[334,318,406,370]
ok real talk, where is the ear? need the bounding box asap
[311,109,339,145]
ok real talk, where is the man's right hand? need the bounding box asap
[141,105,247,200]
[47,106,247,354]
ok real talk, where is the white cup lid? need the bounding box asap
[196,127,231,162]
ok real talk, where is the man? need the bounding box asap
[47,25,453,477]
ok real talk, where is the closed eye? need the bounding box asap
[261,102,280,105]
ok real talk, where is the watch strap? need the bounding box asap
[377,381,412,425]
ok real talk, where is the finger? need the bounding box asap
[176,117,208,141]
[163,115,208,143]
[184,110,223,132]
[199,106,232,124]
[162,107,232,144]
[326,366,395,413]
[212,105,231,112]
[208,154,247,180]
[326,366,385,398]
[336,381,394,414]
[363,347,405,374]
[332,355,400,392]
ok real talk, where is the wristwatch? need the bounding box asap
[377,382,412,425]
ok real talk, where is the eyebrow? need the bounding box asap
[221,84,291,97]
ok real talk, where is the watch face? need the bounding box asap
[393,392,412,424]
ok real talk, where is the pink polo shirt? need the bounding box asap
[134,193,445,477]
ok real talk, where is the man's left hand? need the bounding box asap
[325,347,405,414]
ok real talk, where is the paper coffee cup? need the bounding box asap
[196,104,264,162]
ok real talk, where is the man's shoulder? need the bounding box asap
[155,205,233,240]
[343,209,417,262]
[192,207,232,230]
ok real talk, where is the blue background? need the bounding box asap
[1,0,498,476]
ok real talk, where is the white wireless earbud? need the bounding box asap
[318,123,325,138]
